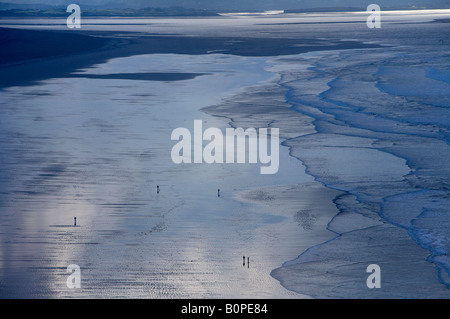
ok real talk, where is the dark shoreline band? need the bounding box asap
[0,26,379,89]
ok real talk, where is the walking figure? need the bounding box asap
[157,185,160,194]
[218,189,220,197]
[243,256,245,267]
[74,217,77,227]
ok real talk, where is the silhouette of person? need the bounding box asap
[74,217,76,227]
[157,185,160,194]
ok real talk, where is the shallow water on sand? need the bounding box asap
[1,11,449,298]
[0,53,320,298]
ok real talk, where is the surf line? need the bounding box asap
[171,120,279,174]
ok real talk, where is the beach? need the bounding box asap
[1,10,449,298]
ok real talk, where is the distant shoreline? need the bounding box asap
[1,6,449,18]
[0,7,220,18]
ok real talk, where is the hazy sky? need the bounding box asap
[1,0,449,10]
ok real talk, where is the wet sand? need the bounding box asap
[1,12,449,299]
[0,25,377,298]
[202,40,450,297]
